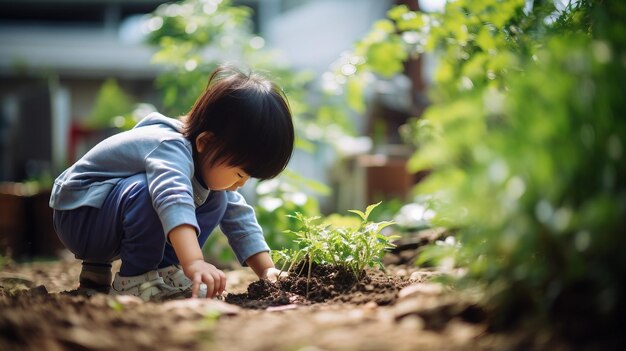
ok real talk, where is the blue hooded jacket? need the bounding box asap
[50,112,269,264]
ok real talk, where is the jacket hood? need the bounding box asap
[134,112,185,133]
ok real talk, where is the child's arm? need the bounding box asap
[169,224,226,298]
[218,191,284,281]
[245,251,284,282]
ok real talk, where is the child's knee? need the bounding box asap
[120,175,161,225]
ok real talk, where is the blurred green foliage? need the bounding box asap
[254,169,329,249]
[145,0,337,137]
[329,0,626,338]
[85,79,134,129]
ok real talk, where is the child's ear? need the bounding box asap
[195,132,214,153]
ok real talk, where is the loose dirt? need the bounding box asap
[0,248,548,351]
[226,263,410,309]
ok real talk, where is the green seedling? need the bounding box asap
[107,299,124,312]
[272,202,399,295]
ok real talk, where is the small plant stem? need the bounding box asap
[306,257,313,298]
[352,266,360,282]
[279,258,289,276]
[287,251,301,273]
[328,248,338,266]
[297,257,307,276]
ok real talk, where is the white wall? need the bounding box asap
[265,0,392,73]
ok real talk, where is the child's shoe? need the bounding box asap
[78,262,112,294]
[110,271,181,302]
[157,264,208,298]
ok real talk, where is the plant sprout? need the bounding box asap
[272,202,399,286]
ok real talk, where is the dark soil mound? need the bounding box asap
[225,263,410,309]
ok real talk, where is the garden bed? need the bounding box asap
[0,252,522,351]
[226,263,410,309]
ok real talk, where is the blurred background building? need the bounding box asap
[1,0,442,259]
[0,0,396,182]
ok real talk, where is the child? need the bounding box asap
[50,65,293,301]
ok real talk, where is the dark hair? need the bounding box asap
[184,65,294,180]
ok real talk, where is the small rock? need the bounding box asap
[398,315,425,330]
[364,284,374,291]
[392,295,441,319]
[398,283,444,299]
[266,304,298,312]
[395,268,408,277]
[363,301,378,311]
[161,298,241,316]
[444,318,486,341]
[409,271,424,281]
[392,297,422,319]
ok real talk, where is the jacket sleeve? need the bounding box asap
[219,191,270,265]
[144,139,199,237]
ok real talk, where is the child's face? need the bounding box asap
[195,131,250,191]
[198,160,250,191]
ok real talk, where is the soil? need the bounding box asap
[0,232,570,351]
[226,263,409,309]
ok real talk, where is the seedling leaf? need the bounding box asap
[364,201,382,221]
[347,209,367,221]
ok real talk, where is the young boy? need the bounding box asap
[50,65,293,301]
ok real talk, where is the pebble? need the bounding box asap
[398,315,425,330]
[392,295,441,319]
[395,268,407,277]
[363,301,378,311]
[409,271,423,281]
[444,319,486,342]
[161,298,241,316]
[266,304,298,312]
[398,283,443,299]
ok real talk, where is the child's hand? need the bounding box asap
[245,251,287,282]
[182,259,226,298]
[168,225,226,298]
[263,267,287,282]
